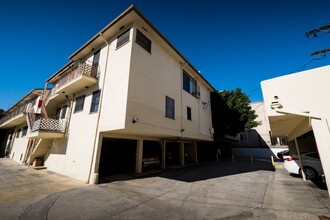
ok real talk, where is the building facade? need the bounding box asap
[0,5,215,183]
[261,65,330,196]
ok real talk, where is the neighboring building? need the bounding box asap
[0,5,215,184]
[232,102,288,148]
[261,65,330,197]
[230,102,288,157]
[0,89,45,162]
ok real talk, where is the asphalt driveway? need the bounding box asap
[0,158,329,219]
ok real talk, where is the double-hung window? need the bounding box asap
[117,29,130,48]
[165,96,175,119]
[90,90,101,113]
[60,105,67,119]
[183,71,200,97]
[74,95,85,113]
[136,29,151,53]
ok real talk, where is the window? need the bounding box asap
[187,107,192,120]
[60,105,67,119]
[55,108,61,120]
[90,90,101,113]
[117,29,130,48]
[136,29,151,53]
[21,126,28,137]
[92,50,100,66]
[165,96,175,119]
[74,95,85,113]
[183,71,200,97]
[16,129,21,138]
[240,133,248,142]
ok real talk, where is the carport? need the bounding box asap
[97,137,198,181]
[261,66,330,197]
[267,109,330,196]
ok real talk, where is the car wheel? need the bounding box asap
[301,167,318,180]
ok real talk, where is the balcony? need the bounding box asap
[47,61,99,103]
[28,114,67,139]
[0,103,29,128]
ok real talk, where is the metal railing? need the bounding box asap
[0,102,30,126]
[31,114,67,133]
[49,61,99,97]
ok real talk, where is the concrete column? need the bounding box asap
[180,142,185,166]
[161,141,166,169]
[294,138,306,180]
[135,139,143,174]
[89,133,103,184]
[194,142,198,163]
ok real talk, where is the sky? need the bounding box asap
[1,0,330,111]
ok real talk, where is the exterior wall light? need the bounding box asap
[132,117,139,123]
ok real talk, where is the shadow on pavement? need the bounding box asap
[99,156,275,184]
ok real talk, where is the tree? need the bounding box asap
[0,109,4,119]
[211,88,260,139]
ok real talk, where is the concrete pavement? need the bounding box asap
[0,158,329,219]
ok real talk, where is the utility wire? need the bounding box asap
[295,54,327,72]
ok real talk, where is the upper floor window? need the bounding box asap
[183,71,200,97]
[92,50,100,66]
[60,105,68,119]
[16,129,21,138]
[136,29,151,53]
[74,95,85,113]
[187,106,192,120]
[90,90,101,113]
[117,29,130,48]
[21,126,28,137]
[165,96,175,119]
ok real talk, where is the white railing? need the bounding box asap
[31,117,67,133]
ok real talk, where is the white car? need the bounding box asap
[283,151,324,180]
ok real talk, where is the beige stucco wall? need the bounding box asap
[44,45,108,182]
[262,65,330,119]
[124,26,213,141]
[10,126,29,163]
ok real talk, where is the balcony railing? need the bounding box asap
[49,61,99,97]
[0,102,30,126]
[31,114,67,133]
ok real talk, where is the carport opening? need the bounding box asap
[142,141,162,171]
[98,138,137,178]
[166,142,180,166]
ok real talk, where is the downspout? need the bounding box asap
[87,32,110,184]
[181,62,188,138]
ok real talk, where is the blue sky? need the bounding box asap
[1,0,330,110]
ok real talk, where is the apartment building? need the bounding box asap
[0,5,215,183]
[261,65,330,196]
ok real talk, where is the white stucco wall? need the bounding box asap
[261,65,330,196]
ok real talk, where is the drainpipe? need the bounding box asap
[181,62,188,138]
[87,32,110,184]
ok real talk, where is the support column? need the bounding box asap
[180,142,185,166]
[135,139,143,174]
[161,141,166,170]
[194,142,198,163]
[294,138,306,180]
